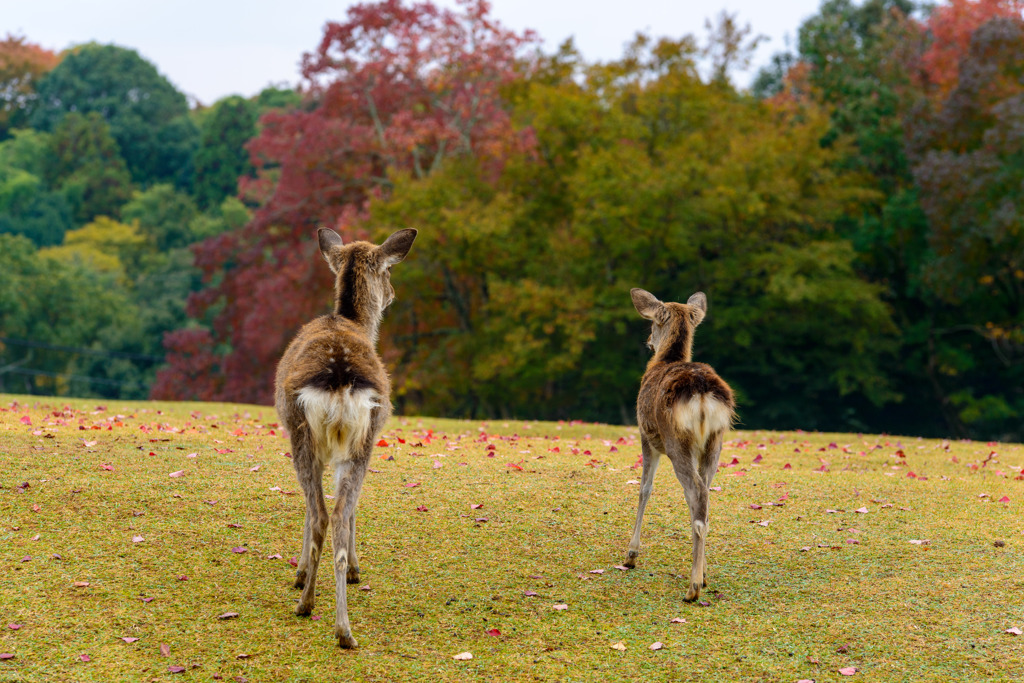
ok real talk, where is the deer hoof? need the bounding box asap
[295,601,314,617]
[346,566,361,584]
[337,631,358,649]
[684,584,700,602]
[623,551,637,568]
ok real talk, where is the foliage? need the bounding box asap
[43,112,134,224]
[31,43,197,188]
[193,96,257,209]
[121,184,199,250]
[0,34,59,138]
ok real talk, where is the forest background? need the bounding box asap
[0,0,1021,442]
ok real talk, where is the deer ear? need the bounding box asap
[378,228,418,266]
[687,291,707,325]
[318,228,345,272]
[631,288,668,323]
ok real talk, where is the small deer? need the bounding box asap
[623,288,735,603]
[275,227,417,648]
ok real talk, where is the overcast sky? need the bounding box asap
[5,0,823,105]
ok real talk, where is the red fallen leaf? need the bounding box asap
[404,482,420,488]
[79,654,91,662]
[288,557,298,567]
[168,665,185,673]
[227,523,242,528]
[906,471,917,478]
[214,448,233,454]
[783,463,792,470]
[998,496,1010,503]
[168,470,185,478]
[397,437,406,444]
[8,624,21,630]
[609,446,618,452]
[752,454,763,464]
[778,493,789,501]
[177,575,188,581]
[19,415,31,425]
[31,504,40,512]
[160,643,170,657]
[506,462,523,470]
[416,505,429,512]
[231,546,248,553]
[839,667,857,676]
[486,628,501,636]
[470,504,484,509]
[121,637,138,643]
[100,464,114,471]
[0,653,13,660]
[377,439,389,447]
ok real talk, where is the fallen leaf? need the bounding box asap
[998,496,1010,503]
[470,504,484,509]
[523,591,538,597]
[236,654,250,659]
[288,557,298,567]
[0,654,13,660]
[19,415,31,425]
[839,667,857,676]
[168,665,185,673]
[121,637,138,643]
[552,604,568,611]
[589,569,605,575]
[416,505,428,512]
[908,539,929,545]
[160,643,170,657]
[132,535,144,543]
[231,547,248,553]
[168,470,185,478]
[757,520,770,527]
[79,654,91,662]
[141,597,154,603]
[610,641,626,651]
[854,507,869,514]
[749,503,763,510]
[377,439,389,447]
[73,581,90,587]
[486,628,500,636]
[670,617,686,623]
[649,641,664,651]
[404,482,420,488]
[267,554,282,559]
[452,652,473,661]
[614,565,630,571]
[217,612,239,620]
[249,465,260,472]
[360,584,372,591]
[1006,627,1023,635]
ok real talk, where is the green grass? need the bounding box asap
[1,393,1022,682]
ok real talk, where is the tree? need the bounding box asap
[193,96,257,209]
[155,0,537,403]
[31,43,197,188]
[43,112,134,224]
[121,183,199,250]
[0,34,59,138]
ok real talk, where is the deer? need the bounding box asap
[623,288,736,603]
[274,227,417,649]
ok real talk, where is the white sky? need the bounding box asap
[4,0,823,105]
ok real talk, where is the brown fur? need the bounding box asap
[624,288,736,603]
[274,227,416,649]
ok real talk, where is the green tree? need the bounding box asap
[43,112,133,224]
[121,183,198,250]
[31,43,197,188]
[193,96,257,209]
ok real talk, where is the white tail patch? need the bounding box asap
[297,386,380,467]
[673,395,732,451]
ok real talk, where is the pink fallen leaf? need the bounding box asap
[800,546,811,552]
[909,539,929,545]
[141,597,154,603]
[168,665,185,673]
[267,554,282,560]
[523,590,538,597]
[757,520,770,527]
[132,535,144,543]
[160,643,170,657]
[236,654,250,659]
[589,569,604,575]
[249,465,260,472]
[217,612,239,620]
[839,667,857,676]
[749,504,762,510]
[709,486,722,491]
[649,641,664,651]
[8,624,21,630]
[73,581,90,587]
[610,641,626,651]
[486,628,500,636]
[19,415,31,425]
[404,482,420,488]
[1005,627,1023,635]
[670,617,686,623]
[79,654,91,662]
[0,653,13,660]
[121,637,138,643]
[231,547,247,554]
[552,604,568,610]
[998,496,1010,503]
[416,505,428,512]
[452,652,473,661]
[288,556,298,567]
[470,504,484,509]
[614,565,630,571]
[854,507,869,514]
[168,470,185,478]
[83,441,97,448]
[433,460,442,469]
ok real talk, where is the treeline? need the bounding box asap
[0,38,298,398]
[1,0,1022,441]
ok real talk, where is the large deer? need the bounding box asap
[623,288,735,603]
[275,227,417,649]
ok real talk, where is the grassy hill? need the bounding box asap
[1,394,1022,681]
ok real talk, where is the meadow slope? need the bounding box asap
[1,394,1022,682]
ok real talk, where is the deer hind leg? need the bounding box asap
[625,437,660,568]
[295,505,314,589]
[345,511,360,584]
[668,435,709,603]
[697,431,724,588]
[331,458,368,649]
[295,473,329,617]
[292,430,323,591]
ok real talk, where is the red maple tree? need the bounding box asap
[152,0,536,403]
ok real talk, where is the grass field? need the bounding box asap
[0,393,1022,682]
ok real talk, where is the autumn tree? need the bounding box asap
[0,34,59,138]
[155,0,536,403]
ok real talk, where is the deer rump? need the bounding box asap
[296,385,380,468]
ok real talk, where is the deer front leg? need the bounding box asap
[625,438,660,568]
[346,511,360,584]
[332,460,367,649]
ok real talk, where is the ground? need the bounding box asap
[0,394,1022,682]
